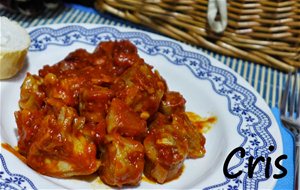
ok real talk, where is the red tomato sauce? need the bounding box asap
[14,40,210,187]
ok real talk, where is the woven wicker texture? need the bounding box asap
[95,0,300,72]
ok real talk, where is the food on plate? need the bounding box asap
[14,40,209,187]
[0,16,30,79]
[100,133,144,186]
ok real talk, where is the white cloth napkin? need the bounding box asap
[207,0,228,33]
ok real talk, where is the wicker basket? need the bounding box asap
[95,0,300,72]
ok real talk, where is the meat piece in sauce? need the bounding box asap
[100,133,144,187]
[160,91,186,115]
[79,85,114,123]
[144,109,206,183]
[16,73,46,155]
[77,85,114,145]
[112,63,166,118]
[93,40,144,76]
[15,109,46,156]
[172,113,206,158]
[144,116,188,183]
[39,49,97,78]
[160,91,206,158]
[43,73,85,107]
[25,106,100,177]
[106,98,147,138]
[18,73,45,110]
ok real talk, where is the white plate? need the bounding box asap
[0,24,283,190]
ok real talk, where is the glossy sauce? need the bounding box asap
[1,143,26,163]
[186,112,217,133]
[14,40,210,187]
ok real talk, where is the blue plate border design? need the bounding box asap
[0,154,37,190]
[2,25,276,189]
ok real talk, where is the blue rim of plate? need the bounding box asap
[0,25,277,190]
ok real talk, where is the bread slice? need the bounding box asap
[0,17,30,79]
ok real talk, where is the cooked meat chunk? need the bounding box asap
[172,113,206,158]
[100,133,144,187]
[25,106,100,177]
[19,73,45,110]
[112,63,166,117]
[144,123,188,183]
[160,91,186,115]
[106,98,147,138]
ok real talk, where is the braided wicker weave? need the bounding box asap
[95,0,300,72]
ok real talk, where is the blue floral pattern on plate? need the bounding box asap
[1,25,277,189]
[0,154,37,190]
